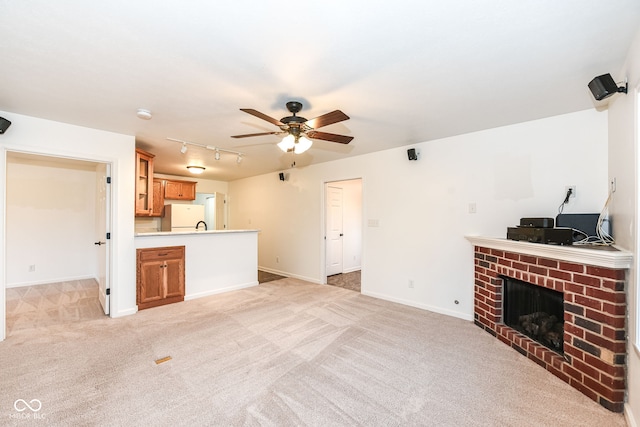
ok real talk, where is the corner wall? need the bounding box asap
[607,27,640,427]
[0,111,136,342]
[229,109,609,321]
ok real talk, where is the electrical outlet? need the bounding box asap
[28,264,35,272]
[468,202,477,214]
[610,177,616,193]
[276,256,279,263]
[408,280,414,288]
[565,186,576,199]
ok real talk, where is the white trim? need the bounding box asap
[257,266,323,285]
[363,290,474,322]
[6,275,96,288]
[626,402,639,427]
[185,281,258,301]
[465,236,633,269]
[110,307,137,318]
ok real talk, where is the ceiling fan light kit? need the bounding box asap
[231,101,353,154]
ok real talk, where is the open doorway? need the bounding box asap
[324,178,363,292]
[4,152,111,336]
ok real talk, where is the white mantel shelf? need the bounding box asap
[465,236,633,270]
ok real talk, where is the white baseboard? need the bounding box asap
[111,307,137,318]
[6,275,96,288]
[362,290,474,322]
[257,266,323,285]
[626,403,638,427]
[342,266,361,274]
[185,281,259,301]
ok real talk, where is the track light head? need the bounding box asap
[180,143,187,154]
[237,155,243,164]
[215,150,220,161]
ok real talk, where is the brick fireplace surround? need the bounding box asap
[466,236,633,413]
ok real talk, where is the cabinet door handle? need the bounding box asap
[158,253,168,256]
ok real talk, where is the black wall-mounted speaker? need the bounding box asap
[588,73,621,101]
[407,148,418,161]
[279,172,285,181]
[0,117,11,134]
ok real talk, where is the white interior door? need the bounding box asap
[326,185,344,276]
[95,163,110,315]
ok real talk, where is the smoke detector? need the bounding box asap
[136,109,152,120]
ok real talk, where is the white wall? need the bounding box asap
[0,111,136,341]
[6,158,97,287]
[229,109,608,321]
[607,27,640,426]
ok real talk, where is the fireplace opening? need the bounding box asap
[501,276,564,354]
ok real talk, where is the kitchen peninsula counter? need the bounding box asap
[135,229,259,237]
[135,229,259,302]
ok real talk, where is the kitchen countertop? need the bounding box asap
[135,229,260,237]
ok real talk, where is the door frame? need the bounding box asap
[321,177,364,286]
[1,148,114,341]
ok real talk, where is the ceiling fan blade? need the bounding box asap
[239,108,283,127]
[231,132,281,138]
[306,130,353,144]
[305,110,350,129]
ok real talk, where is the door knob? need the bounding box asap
[94,241,106,246]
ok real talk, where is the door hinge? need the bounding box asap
[106,232,111,240]
[106,177,111,184]
[106,288,110,295]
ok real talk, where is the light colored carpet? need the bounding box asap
[5,279,104,334]
[0,278,627,426]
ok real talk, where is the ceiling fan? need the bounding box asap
[231,101,353,154]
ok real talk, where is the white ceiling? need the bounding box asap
[1,1,639,181]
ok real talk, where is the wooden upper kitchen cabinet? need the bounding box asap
[164,179,196,200]
[135,148,155,216]
[136,246,185,310]
[151,178,165,217]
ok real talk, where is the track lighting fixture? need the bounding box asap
[237,155,243,164]
[166,138,245,164]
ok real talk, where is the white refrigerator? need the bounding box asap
[161,204,206,232]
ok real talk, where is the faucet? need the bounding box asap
[196,220,207,231]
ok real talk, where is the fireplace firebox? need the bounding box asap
[502,276,564,354]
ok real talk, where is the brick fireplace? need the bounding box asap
[467,236,632,413]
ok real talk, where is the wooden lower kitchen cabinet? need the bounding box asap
[136,246,185,310]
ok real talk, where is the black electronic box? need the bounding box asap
[519,217,554,228]
[507,226,573,245]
